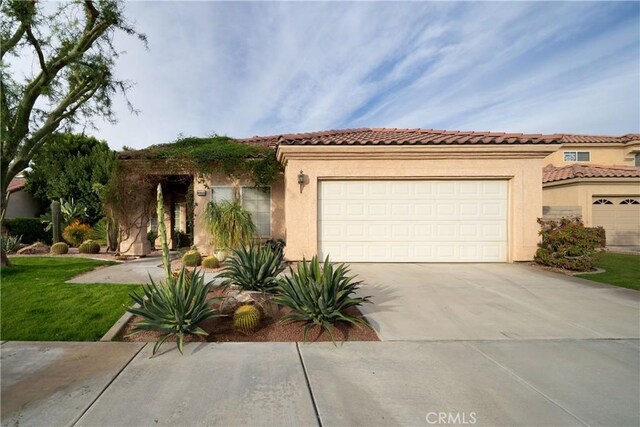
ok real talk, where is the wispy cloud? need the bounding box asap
[85,1,640,148]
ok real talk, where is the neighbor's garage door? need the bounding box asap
[318,180,507,262]
[592,197,640,246]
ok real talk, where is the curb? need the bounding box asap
[100,303,139,342]
[570,268,606,276]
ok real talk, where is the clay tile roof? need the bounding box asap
[238,128,564,146]
[543,164,640,183]
[559,133,640,144]
[7,176,26,193]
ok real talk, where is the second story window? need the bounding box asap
[564,151,590,162]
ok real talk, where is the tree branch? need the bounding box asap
[25,25,48,76]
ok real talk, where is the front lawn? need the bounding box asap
[1,257,141,341]
[575,252,640,291]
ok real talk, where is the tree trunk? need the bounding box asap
[1,189,12,267]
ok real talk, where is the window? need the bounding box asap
[173,203,183,232]
[564,151,590,162]
[620,199,640,205]
[593,199,613,205]
[211,186,271,236]
[150,217,158,232]
[635,153,640,167]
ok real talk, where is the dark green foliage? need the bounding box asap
[220,243,286,293]
[50,242,69,255]
[274,256,372,342]
[2,217,50,244]
[78,240,100,254]
[125,136,281,187]
[24,133,116,224]
[182,249,202,267]
[1,234,22,254]
[147,230,158,248]
[128,268,222,355]
[534,217,603,271]
[586,227,606,248]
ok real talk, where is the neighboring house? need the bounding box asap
[5,175,39,218]
[542,134,640,246]
[118,128,640,261]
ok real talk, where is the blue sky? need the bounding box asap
[94,1,639,149]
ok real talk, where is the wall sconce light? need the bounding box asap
[297,170,305,193]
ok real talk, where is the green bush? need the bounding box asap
[62,220,92,247]
[182,249,202,266]
[219,243,285,293]
[2,217,50,244]
[534,217,602,271]
[128,268,222,355]
[587,227,606,248]
[78,239,100,254]
[1,234,22,254]
[202,255,220,269]
[274,256,372,342]
[147,230,158,248]
[50,242,69,255]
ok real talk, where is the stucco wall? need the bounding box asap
[543,180,640,226]
[192,172,285,255]
[5,190,40,218]
[278,145,557,262]
[544,143,639,167]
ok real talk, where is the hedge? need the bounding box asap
[2,217,51,244]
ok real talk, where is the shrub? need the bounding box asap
[147,230,158,248]
[78,239,100,254]
[205,200,255,249]
[182,249,202,266]
[274,256,372,342]
[128,268,222,355]
[1,234,22,254]
[587,227,606,248]
[233,304,261,334]
[2,217,50,244]
[534,217,602,271]
[172,231,190,248]
[50,242,69,255]
[265,238,285,254]
[202,255,220,269]
[219,243,285,293]
[62,220,92,247]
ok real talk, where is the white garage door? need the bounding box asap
[318,180,508,262]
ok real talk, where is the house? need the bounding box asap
[5,175,39,218]
[542,134,640,246]
[118,128,639,262]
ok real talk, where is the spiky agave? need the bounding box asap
[127,268,222,355]
[219,243,286,293]
[273,256,372,342]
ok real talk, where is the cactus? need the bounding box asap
[51,200,61,243]
[78,239,100,254]
[50,242,69,255]
[182,249,202,267]
[157,184,171,281]
[233,304,261,334]
[201,255,220,269]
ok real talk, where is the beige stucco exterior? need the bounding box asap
[277,144,558,262]
[544,140,640,167]
[543,179,640,226]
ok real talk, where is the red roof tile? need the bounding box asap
[543,164,640,183]
[239,128,564,146]
[559,134,639,144]
[7,176,26,193]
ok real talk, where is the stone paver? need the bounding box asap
[1,341,144,427]
[76,342,318,427]
[349,263,640,341]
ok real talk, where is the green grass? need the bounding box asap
[575,252,640,291]
[1,257,141,341]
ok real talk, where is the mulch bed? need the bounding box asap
[118,287,379,343]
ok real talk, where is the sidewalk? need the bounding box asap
[2,340,638,426]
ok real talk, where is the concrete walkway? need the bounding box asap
[2,340,639,426]
[66,256,220,284]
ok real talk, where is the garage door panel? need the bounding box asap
[592,198,640,246]
[319,180,508,262]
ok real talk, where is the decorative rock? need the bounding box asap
[219,289,279,318]
[17,242,50,255]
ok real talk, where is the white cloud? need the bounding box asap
[77,1,640,148]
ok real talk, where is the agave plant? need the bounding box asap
[219,243,286,293]
[1,234,22,254]
[274,256,372,342]
[127,268,222,355]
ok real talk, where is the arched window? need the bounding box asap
[593,199,613,205]
[620,199,640,205]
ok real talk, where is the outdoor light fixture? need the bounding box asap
[196,189,207,196]
[297,170,305,193]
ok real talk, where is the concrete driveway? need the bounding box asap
[349,263,640,341]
